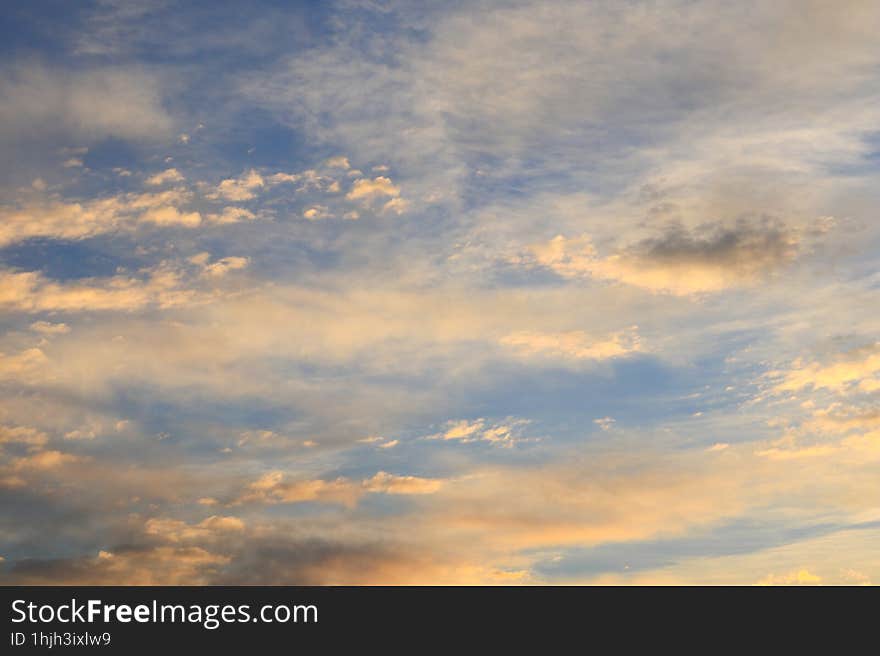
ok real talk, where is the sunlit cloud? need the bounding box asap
[3,0,880,586]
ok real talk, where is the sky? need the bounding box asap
[1,0,880,585]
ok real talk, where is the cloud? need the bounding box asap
[234,470,444,507]
[362,471,444,495]
[500,327,641,360]
[210,170,265,201]
[201,256,249,278]
[145,168,185,186]
[205,207,257,224]
[772,344,880,394]
[381,197,410,215]
[236,472,360,507]
[346,176,400,202]
[325,156,351,169]
[529,220,800,295]
[0,188,201,246]
[29,321,70,335]
[0,424,48,447]
[434,418,528,446]
[140,205,202,227]
[594,417,616,431]
[145,515,245,542]
[440,419,485,441]
[5,547,230,585]
[4,0,880,587]
[0,199,124,247]
[0,347,49,383]
[798,404,880,437]
[0,64,172,142]
[0,267,193,313]
[303,206,331,221]
[12,449,83,471]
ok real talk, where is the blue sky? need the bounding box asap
[1,0,880,584]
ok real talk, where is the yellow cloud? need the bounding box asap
[140,205,201,227]
[529,222,798,295]
[202,256,249,278]
[362,471,444,495]
[211,169,265,201]
[500,327,640,360]
[0,188,202,246]
[441,419,485,440]
[347,176,400,201]
[0,267,193,313]
[773,344,880,393]
[12,449,83,470]
[0,424,48,446]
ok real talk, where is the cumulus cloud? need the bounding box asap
[434,419,529,446]
[303,206,331,221]
[205,207,257,224]
[529,221,800,295]
[0,188,203,246]
[140,205,202,227]
[145,168,185,186]
[210,170,265,201]
[346,176,400,202]
[236,472,360,507]
[0,199,124,247]
[0,267,193,313]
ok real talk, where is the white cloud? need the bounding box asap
[210,170,265,201]
[346,176,400,201]
[146,168,185,186]
[206,207,257,224]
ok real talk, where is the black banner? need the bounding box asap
[0,585,862,651]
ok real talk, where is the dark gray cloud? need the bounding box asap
[632,218,799,276]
